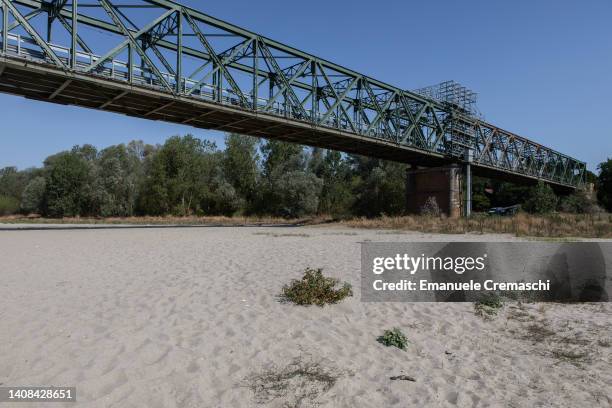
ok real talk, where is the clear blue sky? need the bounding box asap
[1,0,611,172]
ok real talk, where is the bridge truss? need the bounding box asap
[0,0,586,189]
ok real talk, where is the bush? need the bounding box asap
[0,195,19,215]
[559,191,597,214]
[377,328,408,350]
[524,182,557,214]
[474,293,504,317]
[281,268,352,306]
[420,196,441,216]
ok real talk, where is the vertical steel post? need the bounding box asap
[217,64,223,102]
[71,0,77,68]
[354,79,361,126]
[128,44,133,83]
[466,162,472,217]
[283,89,287,117]
[252,38,258,110]
[311,60,317,122]
[2,0,7,54]
[47,1,54,43]
[212,62,218,101]
[175,8,182,93]
[465,149,473,217]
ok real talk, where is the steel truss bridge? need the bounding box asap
[0,0,585,190]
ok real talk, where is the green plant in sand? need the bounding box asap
[377,328,409,350]
[281,268,352,306]
[474,292,504,317]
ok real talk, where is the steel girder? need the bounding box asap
[0,0,586,188]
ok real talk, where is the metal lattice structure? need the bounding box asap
[414,81,478,116]
[0,0,586,189]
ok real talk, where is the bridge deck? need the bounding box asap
[0,55,448,165]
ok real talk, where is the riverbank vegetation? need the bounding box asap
[0,134,610,224]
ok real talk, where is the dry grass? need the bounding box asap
[0,214,331,227]
[524,322,557,343]
[244,355,344,408]
[253,232,311,238]
[551,348,590,363]
[340,212,612,238]
[3,212,611,238]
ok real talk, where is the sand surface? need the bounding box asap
[0,226,610,407]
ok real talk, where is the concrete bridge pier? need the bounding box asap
[406,164,464,218]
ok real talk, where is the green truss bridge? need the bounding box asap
[0,0,586,192]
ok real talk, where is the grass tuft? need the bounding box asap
[281,268,352,306]
[245,355,343,407]
[551,348,589,363]
[524,323,556,343]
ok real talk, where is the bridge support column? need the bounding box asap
[406,164,463,218]
[465,150,473,218]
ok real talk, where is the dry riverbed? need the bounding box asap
[0,226,610,407]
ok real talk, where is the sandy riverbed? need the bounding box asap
[0,226,610,407]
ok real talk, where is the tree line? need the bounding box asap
[0,133,610,218]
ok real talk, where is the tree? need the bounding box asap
[201,179,244,216]
[20,176,46,214]
[597,158,612,212]
[489,181,530,207]
[351,156,406,217]
[261,140,304,176]
[92,144,143,217]
[137,135,219,215]
[316,150,354,216]
[0,195,19,215]
[222,134,259,205]
[269,170,323,217]
[523,181,557,214]
[44,152,93,217]
[0,166,36,203]
[471,177,491,212]
[253,140,323,217]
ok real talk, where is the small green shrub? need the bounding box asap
[281,268,352,306]
[474,293,504,317]
[377,328,408,350]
